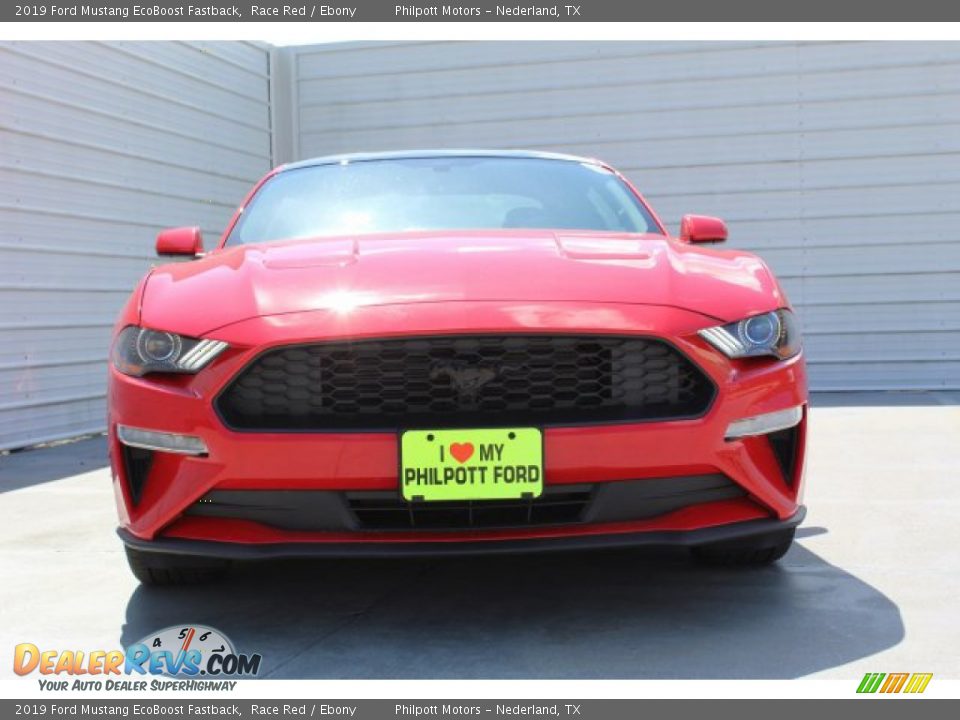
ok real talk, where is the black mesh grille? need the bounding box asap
[215,335,714,431]
[346,487,592,530]
[182,475,744,533]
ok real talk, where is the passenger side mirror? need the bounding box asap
[679,215,727,244]
[156,226,204,258]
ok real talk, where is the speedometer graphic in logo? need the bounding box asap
[134,625,235,677]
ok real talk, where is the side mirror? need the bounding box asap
[679,215,727,244]
[156,226,203,258]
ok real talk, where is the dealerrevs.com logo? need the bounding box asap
[14,625,261,691]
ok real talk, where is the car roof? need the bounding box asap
[282,149,604,172]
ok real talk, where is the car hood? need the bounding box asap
[140,230,785,337]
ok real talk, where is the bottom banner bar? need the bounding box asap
[0,700,955,720]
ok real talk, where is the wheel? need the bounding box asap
[125,545,230,586]
[691,528,795,567]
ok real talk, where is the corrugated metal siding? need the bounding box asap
[4,41,959,449]
[291,40,960,391]
[0,41,272,450]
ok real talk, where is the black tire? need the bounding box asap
[125,545,230,586]
[691,528,795,567]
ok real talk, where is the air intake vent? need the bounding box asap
[121,445,153,505]
[347,487,593,530]
[768,425,801,486]
[183,475,744,532]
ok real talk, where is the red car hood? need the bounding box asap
[140,230,785,337]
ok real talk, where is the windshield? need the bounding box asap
[226,157,661,245]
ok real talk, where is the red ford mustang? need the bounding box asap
[108,150,807,584]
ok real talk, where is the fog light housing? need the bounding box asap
[725,406,803,440]
[117,425,208,456]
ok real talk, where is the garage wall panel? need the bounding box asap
[0,41,272,450]
[4,40,959,450]
[291,40,960,391]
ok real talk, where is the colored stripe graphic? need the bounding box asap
[857,672,932,694]
[857,673,886,693]
[904,673,933,694]
[881,673,909,693]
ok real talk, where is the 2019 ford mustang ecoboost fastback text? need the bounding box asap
[108,150,807,584]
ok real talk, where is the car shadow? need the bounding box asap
[0,435,108,493]
[119,529,903,679]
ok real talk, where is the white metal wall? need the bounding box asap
[4,41,959,450]
[291,40,960,392]
[0,41,272,450]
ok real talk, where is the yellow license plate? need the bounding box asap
[400,428,543,502]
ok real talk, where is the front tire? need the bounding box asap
[691,528,795,567]
[125,545,230,586]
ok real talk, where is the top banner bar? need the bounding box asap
[4,0,959,22]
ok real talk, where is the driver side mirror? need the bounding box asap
[156,226,204,258]
[679,215,727,244]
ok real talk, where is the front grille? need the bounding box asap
[183,475,744,532]
[346,487,593,530]
[215,335,714,431]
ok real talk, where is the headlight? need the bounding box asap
[698,309,801,360]
[112,326,228,376]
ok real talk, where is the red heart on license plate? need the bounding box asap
[449,442,475,464]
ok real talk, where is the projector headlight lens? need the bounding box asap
[137,330,181,363]
[112,326,228,377]
[741,313,778,346]
[699,309,801,360]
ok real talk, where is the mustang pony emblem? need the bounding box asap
[429,362,499,393]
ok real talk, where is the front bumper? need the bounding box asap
[119,507,806,559]
[108,300,808,550]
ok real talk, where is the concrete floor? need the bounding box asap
[1,392,958,679]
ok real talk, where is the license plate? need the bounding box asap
[400,428,543,502]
